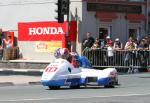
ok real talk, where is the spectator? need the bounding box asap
[137,39,146,63]
[144,35,150,44]
[3,36,13,49]
[99,39,105,49]
[0,29,4,48]
[107,44,114,65]
[91,38,100,65]
[82,32,95,56]
[137,39,149,72]
[0,29,2,48]
[91,38,100,50]
[124,37,137,71]
[113,38,123,65]
[113,38,123,50]
[82,32,95,50]
[143,38,149,50]
[138,39,144,50]
[103,36,114,65]
[124,37,137,50]
[105,36,113,48]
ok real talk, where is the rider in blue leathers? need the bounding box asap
[70,52,92,68]
[78,56,92,68]
[54,48,92,68]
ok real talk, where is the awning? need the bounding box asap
[95,12,118,22]
[126,14,146,23]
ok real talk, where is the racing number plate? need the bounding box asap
[44,67,57,73]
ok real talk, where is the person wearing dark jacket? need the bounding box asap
[82,32,95,51]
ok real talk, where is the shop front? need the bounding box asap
[86,0,146,43]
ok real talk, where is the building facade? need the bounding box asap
[0,0,149,61]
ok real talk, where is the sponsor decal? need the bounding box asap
[45,67,58,73]
[36,42,48,49]
[35,41,62,53]
[18,21,77,41]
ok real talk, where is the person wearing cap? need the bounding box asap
[104,36,114,65]
[105,36,113,48]
[113,38,123,65]
[113,38,123,50]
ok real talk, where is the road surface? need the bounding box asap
[0,73,150,103]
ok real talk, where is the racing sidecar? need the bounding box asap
[41,58,118,89]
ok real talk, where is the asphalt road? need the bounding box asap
[0,73,150,103]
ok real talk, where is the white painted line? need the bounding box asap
[1,92,150,102]
[0,69,43,72]
[13,69,28,72]
[40,69,44,72]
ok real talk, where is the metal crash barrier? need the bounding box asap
[82,49,150,72]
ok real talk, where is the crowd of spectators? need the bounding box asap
[82,32,150,72]
[82,32,150,51]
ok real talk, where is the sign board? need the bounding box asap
[87,3,142,14]
[18,21,66,41]
[18,21,77,52]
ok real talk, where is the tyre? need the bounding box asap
[48,86,60,90]
[70,85,80,89]
[104,82,115,88]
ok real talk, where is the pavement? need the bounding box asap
[0,68,43,87]
[0,75,41,86]
[0,68,43,75]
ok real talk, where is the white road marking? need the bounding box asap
[1,92,150,102]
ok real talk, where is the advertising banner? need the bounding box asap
[18,21,77,52]
[18,21,66,41]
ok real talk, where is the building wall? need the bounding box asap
[0,0,148,60]
[0,0,83,61]
[84,0,146,45]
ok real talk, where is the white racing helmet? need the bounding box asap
[54,48,70,59]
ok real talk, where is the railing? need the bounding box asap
[82,48,150,72]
